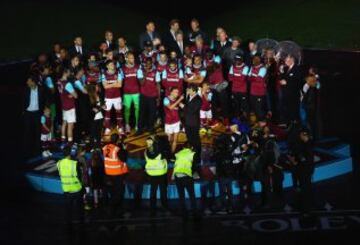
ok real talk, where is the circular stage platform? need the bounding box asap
[25,124,353,199]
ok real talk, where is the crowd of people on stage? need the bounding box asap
[23,18,322,221]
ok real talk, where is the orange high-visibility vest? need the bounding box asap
[102,144,129,176]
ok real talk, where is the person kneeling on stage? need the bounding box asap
[102,133,129,217]
[144,136,169,215]
[172,142,198,218]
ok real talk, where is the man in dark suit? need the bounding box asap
[104,30,115,50]
[244,39,259,66]
[23,76,44,158]
[212,31,232,57]
[187,18,208,45]
[173,30,188,57]
[183,84,202,168]
[139,21,161,50]
[162,19,180,51]
[68,36,87,60]
[278,54,303,125]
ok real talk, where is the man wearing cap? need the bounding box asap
[222,36,244,78]
[139,40,157,66]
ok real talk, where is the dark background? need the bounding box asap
[0,1,359,243]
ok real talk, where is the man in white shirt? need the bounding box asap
[175,30,186,56]
[23,76,43,158]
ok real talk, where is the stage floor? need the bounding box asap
[25,123,353,198]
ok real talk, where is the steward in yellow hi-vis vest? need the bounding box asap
[57,157,82,193]
[57,145,84,228]
[144,136,169,214]
[173,143,198,217]
[173,147,195,177]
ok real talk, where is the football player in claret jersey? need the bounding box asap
[121,52,144,134]
[184,54,207,85]
[162,59,184,97]
[163,87,184,153]
[101,60,124,135]
[57,67,78,143]
[248,55,267,123]
[140,41,157,66]
[228,55,250,117]
[156,51,168,75]
[137,58,161,135]
[39,65,56,137]
[41,106,53,158]
[85,61,101,88]
[207,54,231,127]
[199,81,213,129]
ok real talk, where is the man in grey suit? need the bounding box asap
[139,21,161,50]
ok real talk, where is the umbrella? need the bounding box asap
[274,41,302,64]
[256,38,279,56]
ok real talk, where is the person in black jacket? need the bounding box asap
[212,31,232,57]
[278,55,303,126]
[302,74,320,139]
[288,127,314,216]
[183,84,202,168]
[187,18,208,45]
[23,75,44,158]
[139,21,161,50]
[68,36,87,60]
[258,125,281,208]
[162,19,181,51]
[215,133,235,214]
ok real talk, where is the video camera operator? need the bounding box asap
[287,127,314,217]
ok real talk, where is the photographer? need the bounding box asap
[288,128,314,217]
[215,133,236,214]
[258,125,282,208]
[229,122,251,205]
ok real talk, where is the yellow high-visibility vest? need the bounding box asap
[145,153,168,176]
[57,158,82,193]
[173,148,195,177]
